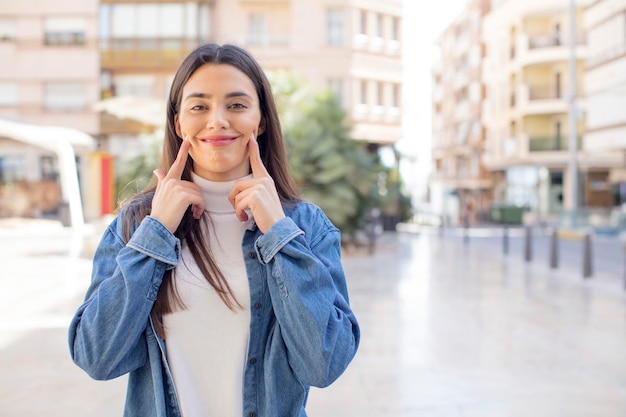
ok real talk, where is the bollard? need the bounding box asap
[524,226,532,262]
[502,225,509,255]
[549,228,558,269]
[583,233,592,278]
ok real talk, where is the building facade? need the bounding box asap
[431,0,491,225]
[0,0,99,220]
[98,0,403,145]
[583,0,626,207]
[0,0,404,223]
[480,0,620,222]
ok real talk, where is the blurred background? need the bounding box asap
[3,1,626,416]
[1,0,624,241]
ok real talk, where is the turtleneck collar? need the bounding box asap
[191,172,252,214]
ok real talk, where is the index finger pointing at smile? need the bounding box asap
[248,133,270,178]
[167,137,191,179]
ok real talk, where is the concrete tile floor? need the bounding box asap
[1,228,625,416]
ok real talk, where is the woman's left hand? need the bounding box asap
[229,134,286,233]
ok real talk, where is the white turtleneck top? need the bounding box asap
[163,173,253,417]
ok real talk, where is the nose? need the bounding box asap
[206,108,228,130]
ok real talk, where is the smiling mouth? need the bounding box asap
[196,135,239,146]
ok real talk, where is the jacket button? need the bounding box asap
[248,251,256,258]
[254,302,262,309]
[249,412,257,417]
[249,357,257,365]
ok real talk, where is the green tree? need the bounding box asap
[270,72,384,241]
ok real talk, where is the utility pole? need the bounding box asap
[567,0,578,226]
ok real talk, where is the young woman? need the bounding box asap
[69,43,360,417]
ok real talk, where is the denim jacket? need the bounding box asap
[68,201,360,417]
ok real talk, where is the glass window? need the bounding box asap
[198,3,210,42]
[326,9,344,46]
[377,82,384,106]
[391,83,400,108]
[44,17,86,45]
[44,83,86,111]
[391,17,400,41]
[359,10,368,35]
[376,14,384,38]
[136,5,159,38]
[0,83,18,107]
[113,75,155,98]
[359,80,368,104]
[110,4,185,39]
[0,18,16,41]
[111,5,135,38]
[0,155,27,183]
[248,13,267,45]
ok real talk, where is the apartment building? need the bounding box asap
[212,0,403,146]
[583,0,626,206]
[0,0,99,221]
[481,0,619,219]
[98,0,403,146]
[0,0,402,222]
[431,0,491,224]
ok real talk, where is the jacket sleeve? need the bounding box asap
[254,205,360,387]
[68,214,180,380]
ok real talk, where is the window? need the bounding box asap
[359,80,368,104]
[109,4,186,39]
[377,82,384,106]
[0,155,26,183]
[376,14,384,38]
[326,9,345,46]
[391,17,400,41]
[0,19,16,41]
[113,75,155,98]
[44,17,86,46]
[248,13,267,46]
[359,10,368,35]
[44,83,86,111]
[391,83,400,108]
[0,83,17,107]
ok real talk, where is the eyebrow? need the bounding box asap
[183,91,253,101]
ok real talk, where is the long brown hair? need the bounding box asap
[122,43,300,336]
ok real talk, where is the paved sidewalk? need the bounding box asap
[1,226,626,416]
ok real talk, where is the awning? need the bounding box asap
[93,95,165,128]
[0,118,96,230]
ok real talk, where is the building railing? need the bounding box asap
[528,33,584,49]
[100,38,199,67]
[528,136,582,152]
[528,85,562,100]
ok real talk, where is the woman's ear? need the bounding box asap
[174,114,182,138]
[258,117,266,136]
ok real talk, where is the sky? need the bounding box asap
[398,0,468,202]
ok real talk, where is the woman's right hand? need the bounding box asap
[151,137,204,233]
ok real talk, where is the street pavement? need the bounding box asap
[1,220,626,416]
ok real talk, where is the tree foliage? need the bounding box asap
[270,72,384,240]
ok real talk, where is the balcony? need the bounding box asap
[515,33,586,68]
[100,38,198,70]
[516,84,568,115]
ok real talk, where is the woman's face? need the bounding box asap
[175,63,264,181]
